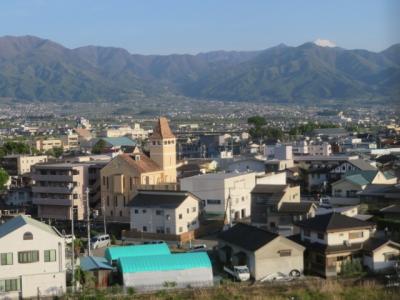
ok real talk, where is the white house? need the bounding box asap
[128,190,200,240]
[180,172,256,222]
[0,215,66,298]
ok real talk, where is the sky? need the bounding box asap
[0,0,399,54]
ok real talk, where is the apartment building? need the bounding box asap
[61,133,79,150]
[308,142,332,156]
[101,117,177,223]
[0,215,66,298]
[0,154,48,176]
[32,163,87,220]
[34,138,63,152]
[128,190,200,241]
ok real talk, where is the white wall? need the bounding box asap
[0,221,66,298]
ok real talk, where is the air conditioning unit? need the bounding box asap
[343,240,351,247]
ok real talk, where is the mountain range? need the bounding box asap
[0,35,399,104]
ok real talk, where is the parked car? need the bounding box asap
[91,234,111,249]
[223,265,250,281]
[188,244,207,252]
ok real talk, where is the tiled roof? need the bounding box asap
[348,159,377,171]
[218,223,279,251]
[119,153,161,173]
[380,204,400,214]
[363,238,400,252]
[101,137,137,147]
[0,215,60,239]
[295,212,374,232]
[128,190,196,208]
[150,117,175,140]
[80,256,113,271]
[278,202,315,214]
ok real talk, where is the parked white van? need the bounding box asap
[91,234,111,249]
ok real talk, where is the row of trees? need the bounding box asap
[247,116,341,142]
[0,141,63,158]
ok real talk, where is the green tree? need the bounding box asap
[248,116,267,142]
[92,139,107,154]
[0,168,9,190]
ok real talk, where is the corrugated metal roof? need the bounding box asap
[118,252,211,273]
[105,244,170,261]
[0,215,60,239]
[80,256,113,271]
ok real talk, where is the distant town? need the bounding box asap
[0,104,399,298]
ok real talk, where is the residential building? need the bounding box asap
[127,190,200,242]
[0,154,48,176]
[61,133,79,150]
[31,163,88,220]
[331,170,397,199]
[0,215,66,298]
[218,223,305,280]
[251,184,316,236]
[101,117,177,223]
[180,172,257,222]
[79,256,113,288]
[292,213,400,277]
[308,142,332,156]
[34,138,63,152]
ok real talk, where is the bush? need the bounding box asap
[127,287,135,296]
[340,259,363,277]
[111,234,117,245]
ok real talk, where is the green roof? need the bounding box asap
[105,244,170,261]
[100,137,137,147]
[118,252,212,273]
[344,170,378,186]
[0,215,60,239]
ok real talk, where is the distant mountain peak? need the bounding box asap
[314,39,336,48]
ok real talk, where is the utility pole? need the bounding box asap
[86,187,91,256]
[71,205,75,294]
[102,200,107,235]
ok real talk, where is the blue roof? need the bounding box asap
[118,252,212,273]
[101,137,137,147]
[0,215,59,239]
[80,256,113,271]
[105,243,171,261]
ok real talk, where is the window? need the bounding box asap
[317,233,324,240]
[102,176,106,185]
[106,196,110,206]
[0,253,13,265]
[349,231,363,239]
[142,209,147,213]
[178,214,182,219]
[207,199,221,205]
[134,209,139,214]
[44,250,56,262]
[278,250,292,257]
[179,227,183,233]
[23,232,33,240]
[384,252,398,262]
[187,208,189,214]
[192,207,196,213]
[0,278,20,292]
[156,210,164,216]
[106,177,109,189]
[123,196,126,207]
[119,210,123,217]
[18,251,39,263]
[130,177,133,190]
[114,197,118,207]
[143,226,147,232]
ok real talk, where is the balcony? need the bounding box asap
[31,174,74,182]
[32,186,74,194]
[32,197,73,206]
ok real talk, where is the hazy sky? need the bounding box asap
[0,0,399,54]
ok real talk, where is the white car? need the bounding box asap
[91,234,111,249]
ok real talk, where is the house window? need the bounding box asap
[278,250,292,257]
[156,227,165,234]
[123,196,126,207]
[106,196,110,206]
[119,210,123,217]
[384,252,398,262]
[187,208,189,214]
[143,226,147,232]
[178,214,182,219]
[207,199,221,205]
[317,233,324,240]
[134,209,139,214]
[142,209,147,213]
[18,250,39,263]
[130,177,133,190]
[114,197,118,207]
[0,278,20,292]
[349,231,363,239]
[156,210,164,216]
[44,250,56,262]
[0,253,13,265]
[166,227,170,234]
[102,176,106,185]
[106,177,109,189]
[179,227,183,233]
[192,207,196,213]
[23,232,33,240]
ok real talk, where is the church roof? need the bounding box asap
[119,153,161,173]
[150,117,175,140]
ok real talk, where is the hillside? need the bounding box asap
[0,35,399,103]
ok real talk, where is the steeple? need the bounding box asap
[149,117,177,182]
